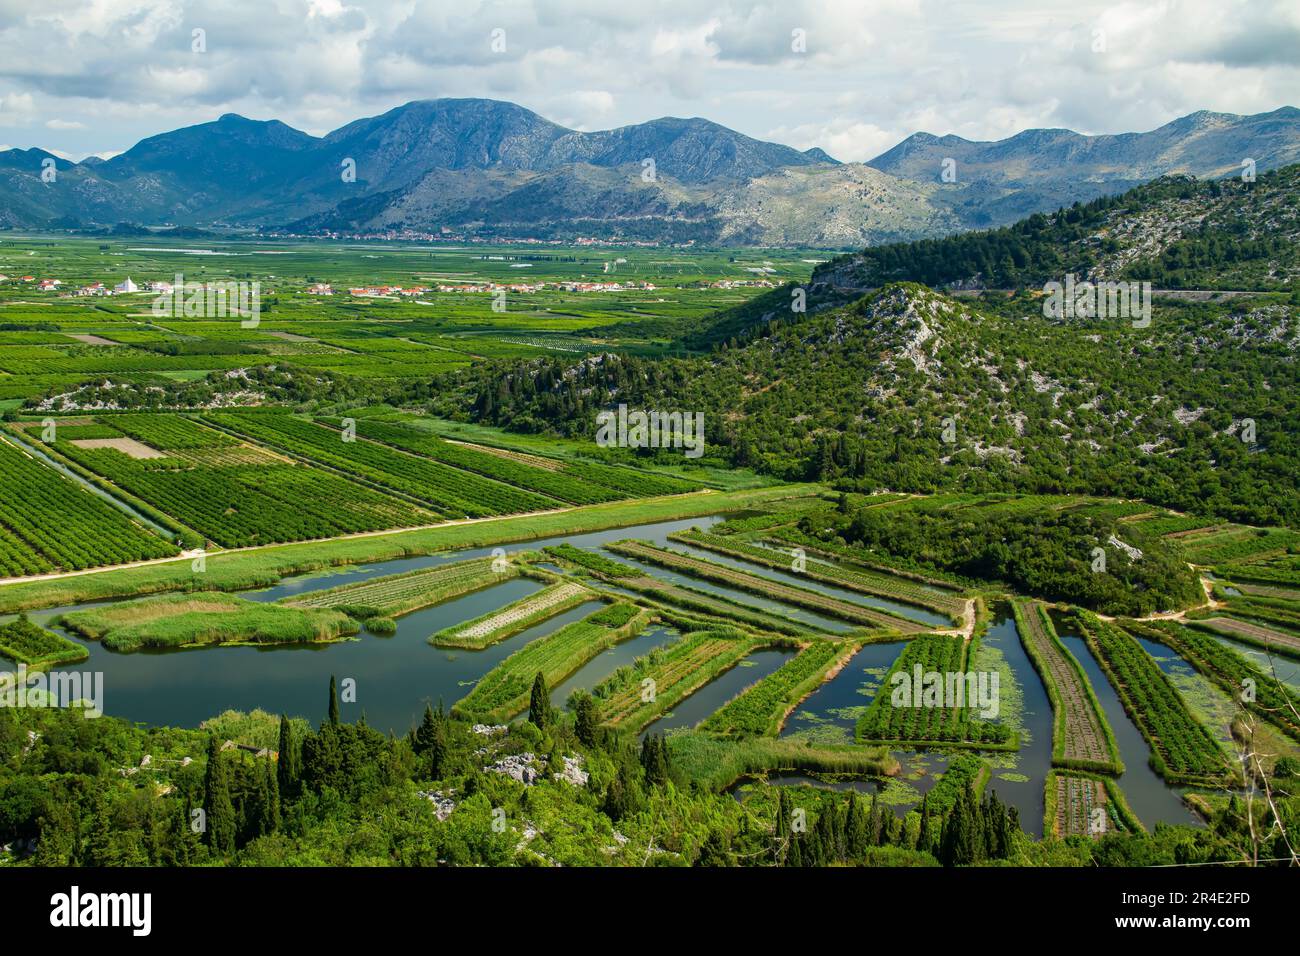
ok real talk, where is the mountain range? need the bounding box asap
[1,99,1298,247]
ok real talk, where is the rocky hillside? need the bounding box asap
[432,283,1300,527]
[807,164,1300,306]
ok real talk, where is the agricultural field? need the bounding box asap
[542,541,819,635]
[0,434,178,575]
[1185,616,1300,658]
[331,416,697,503]
[1044,772,1140,839]
[23,416,433,548]
[1073,612,1235,786]
[1013,600,1122,773]
[593,627,765,731]
[593,572,819,637]
[542,543,640,577]
[855,634,1015,748]
[0,236,814,404]
[0,614,88,667]
[1127,620,1300,740]
[699,640,853,738]
[766,526,972,591]
[205,411,560,518]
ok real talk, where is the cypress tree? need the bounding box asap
[775,788,792,865]
[428,715,449,780]
[276,714,299,798]
[574,692,599,748]
[327,675,340,726]
[602,760,642,821]
[917,793,932,854]
[527,672,551,730]
[641,734,669,787]
[697,831,732,867]
[259,758,280,836]
[845,791,867,858]
[939,784,979,866]
[788,829,804,868]
[202,736,236,855]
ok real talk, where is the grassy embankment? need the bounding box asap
[282,556,523,619]
[593,627,801,732]
[666,731,899,792]
[60,593,357,652]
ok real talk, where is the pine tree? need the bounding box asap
[697,830,732,867]
[32,800,77,867]
[602,760,642,821]
[527,672,551,730]
[413,703,438,754]
[788,829,805,867]
[84,795,122,867]
[428,715,449,781]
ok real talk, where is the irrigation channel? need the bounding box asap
[0,514,1228,830]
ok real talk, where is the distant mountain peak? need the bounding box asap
[802,146,839,164]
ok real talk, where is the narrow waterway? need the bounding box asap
[640,647,796,739]
[664,538,953,628]
[780,640,906,742]
[550,624,680,708]
[599,548,852,633]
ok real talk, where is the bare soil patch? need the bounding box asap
[70,436,166,459]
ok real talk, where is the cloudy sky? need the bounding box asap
[1,0,1297,161]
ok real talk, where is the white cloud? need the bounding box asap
[0,0,1292,160]
[0,92,36,124]
[766,118,901,163]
